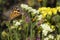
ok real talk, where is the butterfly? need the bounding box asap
[37,0,42,2]
[10,8,20,20]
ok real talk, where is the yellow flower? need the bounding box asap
[57,7,60,10]
[38,8,42,12]
[38,7,47,12]
[38,7,59,16]
[59,9,60,12]
[51,8,57,15]
[46,22,50,25]
[41,11,46,14]
[43,8,52,16]
[47,11,52,16]
[51,25,55,30]
[42,13,47,18]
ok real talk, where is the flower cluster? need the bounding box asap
[1,4,60,40]
[44,34,54,40]
[21,4,39,15]
[10,19,23,30]
[40,23,55,36]
[38,7,60,18]
[20,4,58,40]
[21,4,43,22]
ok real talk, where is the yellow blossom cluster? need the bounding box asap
[38,7,60,18]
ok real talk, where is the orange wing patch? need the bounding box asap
[38,0,42,2]
[10,8,20,20]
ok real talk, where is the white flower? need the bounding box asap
[44,37,49,40]
[42,30,48,36]
[21,4,25,8]
[48,35,54,39]
[36,10,39,14]
[21,4,39,15]
[32,9,37,12]
[19,20,23,23]
[27,7,32,11]
[28,8,33,12]
[37,15,43,20]
[13,20,17,24]
[18,27,22,30]
[10,26,16,29]
[41,23,53,36]
[32,9,39,14]
[41,23,53,32]
[21,4,28,9]
[15,21,20,26]
[13,21,16,23]
[56,35,60,40]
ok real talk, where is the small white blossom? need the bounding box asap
[42,30,48,36]
[30,9,39,15]
[28,8,33,12]
[56,35,60,40]
[41,23,53,36]
[37,15,43,20]
[13,20,17,24]
[21,4,28,9]
[32,9,37,13]
[27,7,32,11]
[13,21,16,23]
[19,20,23,23]
[15,21,20,26]
[41,23,53,32]
[21,4,39,14]
[10,26,16,29]
[44,37,49,40]
[48,35,54,39]
[21,4,25,8]
[36,10,39,14]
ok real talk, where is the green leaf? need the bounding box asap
[52,15,60,23]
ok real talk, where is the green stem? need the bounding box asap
[7,21,13,40]
[30,13,33,40]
